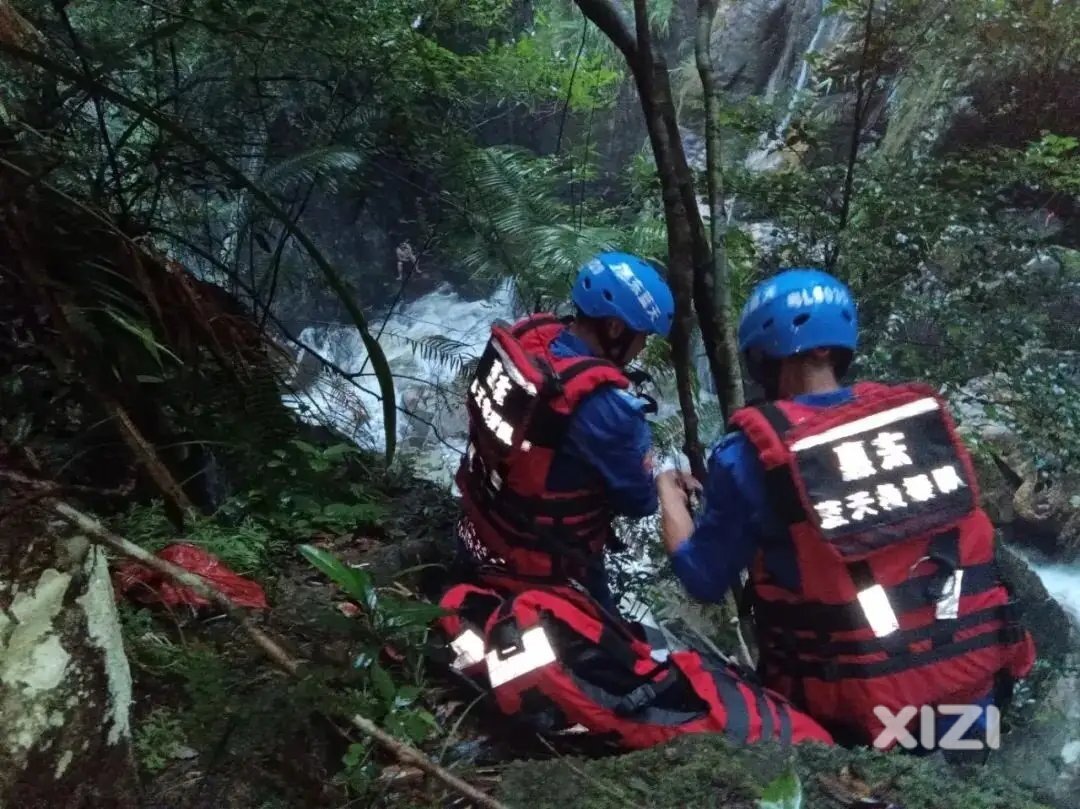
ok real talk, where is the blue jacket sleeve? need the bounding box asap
[668,433,764,603]
[562,387,658,518]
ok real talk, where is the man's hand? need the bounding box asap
[656,469,702,503]
[657,469,701,556]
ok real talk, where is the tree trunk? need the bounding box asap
[0,506,139,808]
[574,0,712,476]
[695,0,744,420]
[573,0,748,475]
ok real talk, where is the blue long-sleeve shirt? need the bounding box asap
[670,388,855,603]
[546,329,657,516]
[536,329,658,611]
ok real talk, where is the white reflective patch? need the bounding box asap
[556,724,590,735]
[902,473,936,503]
[485,626,557,688]
[935,569,964,621]
[490,341,538,395]
[815,499,850,530]
[858,584,900,638]
[872,431,913,471]
[450,629,485,671]
[876,483,906,511]
[846,490,879,521]
[791,398,939,452]
[650,648,670,664]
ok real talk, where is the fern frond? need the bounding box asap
[261,146,368,194]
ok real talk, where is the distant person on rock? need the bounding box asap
[395,240,418,281]
[657,267,1036,756]
[453,252,674,612]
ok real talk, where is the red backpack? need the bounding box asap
[435,581,835,750]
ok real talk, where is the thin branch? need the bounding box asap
[51,0,130,219]
[555,12,589,156]
[51,502,509,809]
[830,0,875,270]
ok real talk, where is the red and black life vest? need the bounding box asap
[435,582,835,750]
[455,314,631,584]
[729,382,1036,748]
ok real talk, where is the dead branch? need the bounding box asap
[51,502,510,809]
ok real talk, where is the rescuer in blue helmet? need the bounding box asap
[454,251,674,612]
[656,268,858,603]
[653,268,1033,755]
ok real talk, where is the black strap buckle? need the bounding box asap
[614,683,657,717]
[489,616,524,661]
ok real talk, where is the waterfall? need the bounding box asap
[282,279,519,484]
[745,0,847,172]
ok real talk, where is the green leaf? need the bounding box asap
[342,742,367,768]
[298,545,376,610]
[322,443,357,460]
[401,710,437,744]
[394,685,421,708]
[320,502,361,519]
[758,767,803,809]
[378,597,447,630]
[370,662,396,704]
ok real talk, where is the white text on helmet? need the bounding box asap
[609,261,663,324]
[785,285,850,309]
[744,284,778,316]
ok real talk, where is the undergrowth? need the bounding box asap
[117,436,453,803]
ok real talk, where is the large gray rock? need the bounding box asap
[994,545,1080,806]
[709,0,823,100]
[0,509,138,809]
[954,374,1080,562]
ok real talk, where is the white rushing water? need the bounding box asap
[1024,557,1080,625]
[283,280,518,484]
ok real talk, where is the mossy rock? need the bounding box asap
[497,735,1057,809]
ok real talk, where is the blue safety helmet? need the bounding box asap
[738,268,858,359]
[571,252,675,338]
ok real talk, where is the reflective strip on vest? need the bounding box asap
[935,569,964,621]
[858,567,965,638]
[857,583,900,638]
[486,625,557,687]
[789,397,939,452]
[450,629,485,671]
[491,338,539,396]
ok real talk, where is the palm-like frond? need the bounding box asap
[387,332,477,375]
[260,146,369,194]
[448,145,634,304]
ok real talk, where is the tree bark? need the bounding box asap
[0,505,138,809]
[573,0,749,474]
[574,0,710,476]
[695,0,744,420]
